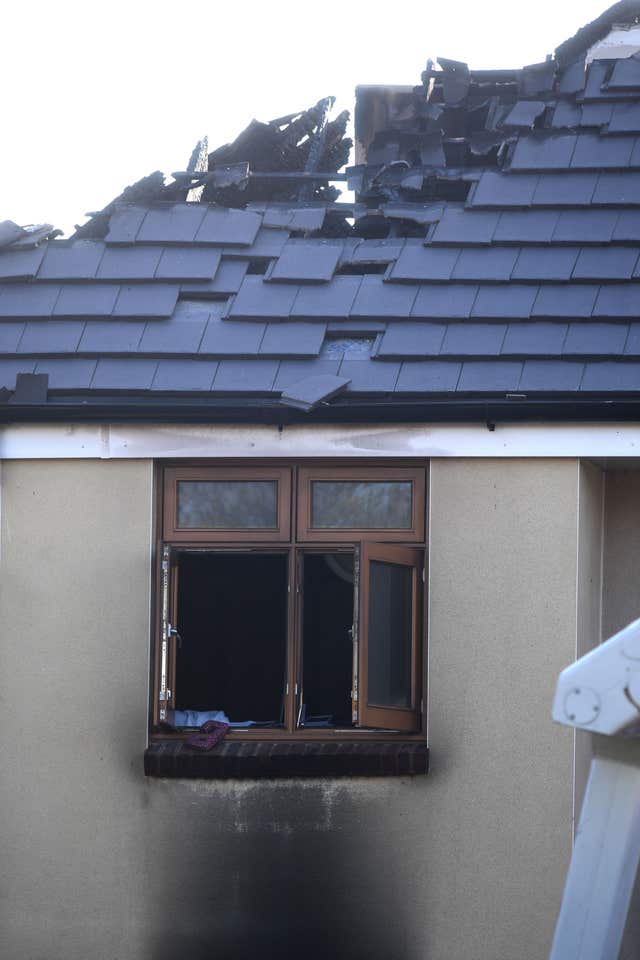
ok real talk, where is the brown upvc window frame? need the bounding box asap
[153,461,427,743]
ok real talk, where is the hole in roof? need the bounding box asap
[335,262,388,276]
[246,259,271,275]
[321,337,375,358]
[587,23,640,63]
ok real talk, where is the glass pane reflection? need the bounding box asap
[311,481,412,529]
[177,481,278,529]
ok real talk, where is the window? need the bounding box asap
[153,463,426,740]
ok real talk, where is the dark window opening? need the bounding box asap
[175,552,288,726]
[301,553,355,728]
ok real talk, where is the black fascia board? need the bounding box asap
[1,395,640,427]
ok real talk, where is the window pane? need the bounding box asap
[368,560,412,708]
[177,480,278,529]
[311,481,412,529]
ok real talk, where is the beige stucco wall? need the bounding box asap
[0,456,580,960]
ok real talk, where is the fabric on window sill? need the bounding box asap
[185,719,230,752]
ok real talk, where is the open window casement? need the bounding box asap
[357,543,423,732]
[157,543,179,723]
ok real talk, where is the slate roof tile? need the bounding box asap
[390,244,460,281]
[0,359,36,388]
[592,172,640,204]
[440,323,507,356]
[471,285,538,318]
[229,276,299,318]
[624,323,640,355]
[78,321,145,353]
[181,258,248,296]
[502,322,567,355]
[376,322,446,358]
[552,209,618,243]
[608,102,640,133]
[292,276,362,318]
[346,239,404,263]
[503,100,546,128]
[558,60,586,95]
[607,56,640,90]
[532,173,597,205]
[582,60,609,98]
[571,133,636,168]
[580,103,614,127]
[53,283,120,318]
[268,242,342,282]
[0,321,25,353]
[151,359,219,391]
[194,207,262,246]
[429,207,499,244]
[470,171,538,207]
[551,102,582,128]
[112,284,178,318]
[155,247,221,281]
[533,285,599,317]
[138,313,208,354]
[351,277,419,317]
[199,313,266,356]
[451,247,518,282]
[273,358,341,390]
[0,284,61,318]
[18,321,85,354]
[97,246,162,280]
[493,210,558,243]
[212,359,279,392]
[518,360,584,391]
[411,284,478,318]
[581,362,640,391]
[457,361,523,392]
[136,204,208,243]
[260,322,325,357]
[228,227,289,259]
[513,248,579,282]
[37,241,104,280]
[0,245,46,280]
[510,134,577,171]
[339,359,400,392]
[91,358,158,390]
[593,284,640,318]
[395,361,461,392]
[563,322,628,355]
[104,206,148,244]
[574,247,639,280]
[612,210,640,241]
[34,358,98,389]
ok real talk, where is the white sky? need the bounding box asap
[1,0,609,234]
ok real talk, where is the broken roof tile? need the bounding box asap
[155,247,221,281]
[259,322,325,357]
[34,358,98,390]
[194,207,262,246]
[280,374,350,411]
[91,358,158,390]
[471,284,538,318]
[256,205,326,232]
[582,60,609,99]
[532,172,597,205]
[78,320,145,353]
[229,227,289,259]
[581,361,640,391]
[268,241,342,283]
[390,244,460,281]
[451,248,518,282]
[395,361,461,392]
[376,322,446,358]
[510,134,577,171]
[411,284,478,319]
[558,59,586,95]
[274,358,341,390]
[37,241,104,280]
[457,360,523,392]
[493,210,558,243]
[151,359,219,391]
[292,276,362,318]
[181,257,248,296]
[440,323,507,356]
[571,133,636,169]
[53,283,120,318]
[351,277,419,317]
[97,245,162,280]
[470,172,539,207]
[0,245,46,281]
[502,321,567,356]
[346,239,404,264]
[0,284,61,318]
[212,359,279,392]
[104,205,148,244]
[136,204,208,243]
[574,247,638,280]
[532,284,599,317]
[512,247,579,282]
[503,100,546,129]
[564,322,628,355]
[518,360,584,391]
[551,209,618,242]
[112,284,178,318]
[18,320,85,354]
[429,207,499,245]
[229,275,299,318]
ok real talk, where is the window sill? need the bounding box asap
[144,739,429,779]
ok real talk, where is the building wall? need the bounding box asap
[0,456,580,960]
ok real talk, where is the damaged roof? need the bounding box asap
[3,3,640,424]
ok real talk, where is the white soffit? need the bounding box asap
[587,24,640,63]
[3,422,640,460]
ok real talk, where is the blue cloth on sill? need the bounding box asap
[167,709,256,728]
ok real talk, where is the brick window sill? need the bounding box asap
[144,740,429,779]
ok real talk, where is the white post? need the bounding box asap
[549,756,640,960]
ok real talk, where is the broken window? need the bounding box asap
[155,463,426,737]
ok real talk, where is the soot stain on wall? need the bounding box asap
[146,779,420,960]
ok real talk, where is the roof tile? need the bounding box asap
[53,283,120,318]
[181,258,248,296]
[471,284,538,318]
[269,241,342,282]
[411,284,478,318]
[0,359,36,389]
[510,134,577,171]
[581,361,640,391]
[574,247,638,280]
[513,247,579,281]
[502,322,567,355]
[551,209,618,242]
[340,359,400,392]
[533,285,599,317]
[0,321,25,353]
[199,312,265,356]
[593,284,640,318]
[563,322,628,355]
[493,210,558,243]
[571,133,635,169]
[112,284,178,318]
[518,360,584,391]
[138,313,208,355]
[18,320,85,354]
[608,102,640,134]
[395,361,461,392]
[104,206,148,244]
[292,277,362,318]
[0,245,46,280]
[37,241,104,280]
[260,322,325,357]
[451,247,518,282]
[440,323,507,355]
[592,172,640,204]
[91,358,158,390]
[151,359,218,391]
[376,322,446,358]
[390,244,460,281]
[607,56,640,90]
[136,204,207,243]
[78,321,145,353]
[0,284,61,318]
[97,246,162,280]
[194,207,262,246]
[212,359,279,392]
[551,102,582,128]
[229,275,299,318]
[34,358,97,389]
[457,360,523,391]
[274,358,341,390]
[155,247,221,281]
[612,210,640,241]
[351,277,419,317]
[532,172,597,205]
[470,171,538,207]
[430,207,499,244]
